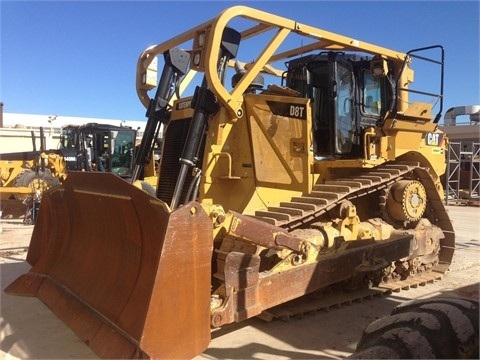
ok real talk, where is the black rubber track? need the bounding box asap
[351,297,479,359]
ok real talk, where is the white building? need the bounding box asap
[0,110,147,154]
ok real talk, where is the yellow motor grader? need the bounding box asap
[1,123,138,221]
[6,6,454,359]
[0,123,138,200]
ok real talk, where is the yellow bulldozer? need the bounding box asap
[6,6,454,359]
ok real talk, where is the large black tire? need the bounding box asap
[14,169,61,200]
[351,297,479,359]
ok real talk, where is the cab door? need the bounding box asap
[331,56,355,155]
[311,53,355,157]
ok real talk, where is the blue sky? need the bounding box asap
[1,1,479,124]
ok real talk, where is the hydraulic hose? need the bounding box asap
[131,48,190,182]
[170,27,241,209]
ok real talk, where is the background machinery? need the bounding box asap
[0,127,62,202]
[6,6,454,359]
[0,123,136,219]
[59,122,137,177]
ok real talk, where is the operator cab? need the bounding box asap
[59,123,137,177]
[285,52,394,159]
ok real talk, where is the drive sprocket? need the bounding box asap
[382,179,427,224]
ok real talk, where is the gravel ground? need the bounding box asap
[1,205,479,359]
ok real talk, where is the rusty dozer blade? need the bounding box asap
[5,172,213,359]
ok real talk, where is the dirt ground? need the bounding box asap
[1,205,479,359]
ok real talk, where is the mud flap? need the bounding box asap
[5,172,213,359]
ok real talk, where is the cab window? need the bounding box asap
[362,70,382,116]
